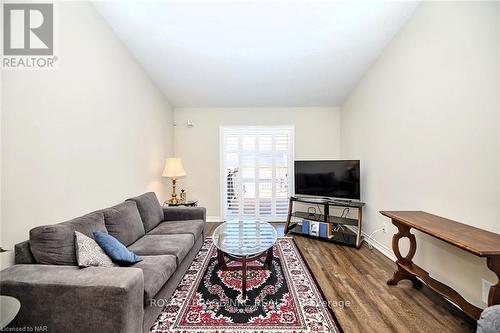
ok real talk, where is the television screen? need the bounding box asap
[294,160,360,200]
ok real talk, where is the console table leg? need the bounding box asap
[487,256,500,306]
[388,267,422,287]
[387,221,422,287]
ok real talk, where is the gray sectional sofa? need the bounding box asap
[0,192,206,333]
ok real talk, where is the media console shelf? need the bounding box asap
[380,210,500,320]
[285,196,365,248]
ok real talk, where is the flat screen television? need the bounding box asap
[294,160,360,200]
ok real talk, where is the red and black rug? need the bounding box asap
[151,238,343,333]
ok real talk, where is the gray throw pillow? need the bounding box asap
[74,231,116,267]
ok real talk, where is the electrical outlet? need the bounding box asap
[482,279,494,303]
[382,223,387,233]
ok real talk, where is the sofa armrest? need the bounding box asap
[0,265,144,333]
[163,206,206,222]
[15,240,36,264]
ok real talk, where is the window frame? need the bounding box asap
[219,125,295,221]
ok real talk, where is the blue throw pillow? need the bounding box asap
[93,231,143,265]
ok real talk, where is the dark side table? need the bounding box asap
[164,200,198,207]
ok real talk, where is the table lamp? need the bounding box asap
[162,158,187,204]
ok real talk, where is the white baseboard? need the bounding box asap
[361,230,396,262]
[343,225,395,261]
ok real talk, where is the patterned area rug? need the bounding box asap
[151,237,343,333]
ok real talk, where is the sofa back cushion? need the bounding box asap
[103,201,145,246]
[29,211,107,265]
[126,192,164,232]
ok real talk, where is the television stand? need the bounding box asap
[285,196,365,248]
[332,198,353,203]
[295,196,329,204]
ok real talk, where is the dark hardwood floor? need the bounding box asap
[205,222,476,333]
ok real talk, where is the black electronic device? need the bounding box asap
[294,160,360,200]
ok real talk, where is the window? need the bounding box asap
[220,126,294,221]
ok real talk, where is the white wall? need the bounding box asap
[0,68,3,267]
[174,107,341,219]
[1,2,174,268]
[341,2,500,307]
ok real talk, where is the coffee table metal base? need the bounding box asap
[216,247,274,299]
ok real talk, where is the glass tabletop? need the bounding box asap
[212,220,278,257]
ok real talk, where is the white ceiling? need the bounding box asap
[95,1,419,108]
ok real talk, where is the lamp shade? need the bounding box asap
[162,158,187,178]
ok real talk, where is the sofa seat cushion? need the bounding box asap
[147,220,204,241]
[131,255,177,303]
[127,234,194,264]
[126,192,164,232]
[29,211,107,265]
[103,201,145,246]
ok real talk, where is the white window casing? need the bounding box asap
[220,126,294,221]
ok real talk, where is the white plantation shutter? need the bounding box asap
[221,126,294,221]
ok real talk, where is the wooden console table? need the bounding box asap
[380,211,500,320]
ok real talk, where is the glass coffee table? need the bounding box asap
[212,219,278,299]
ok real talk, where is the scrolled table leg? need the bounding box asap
[487,256,500,306]
[387,220,422,287]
